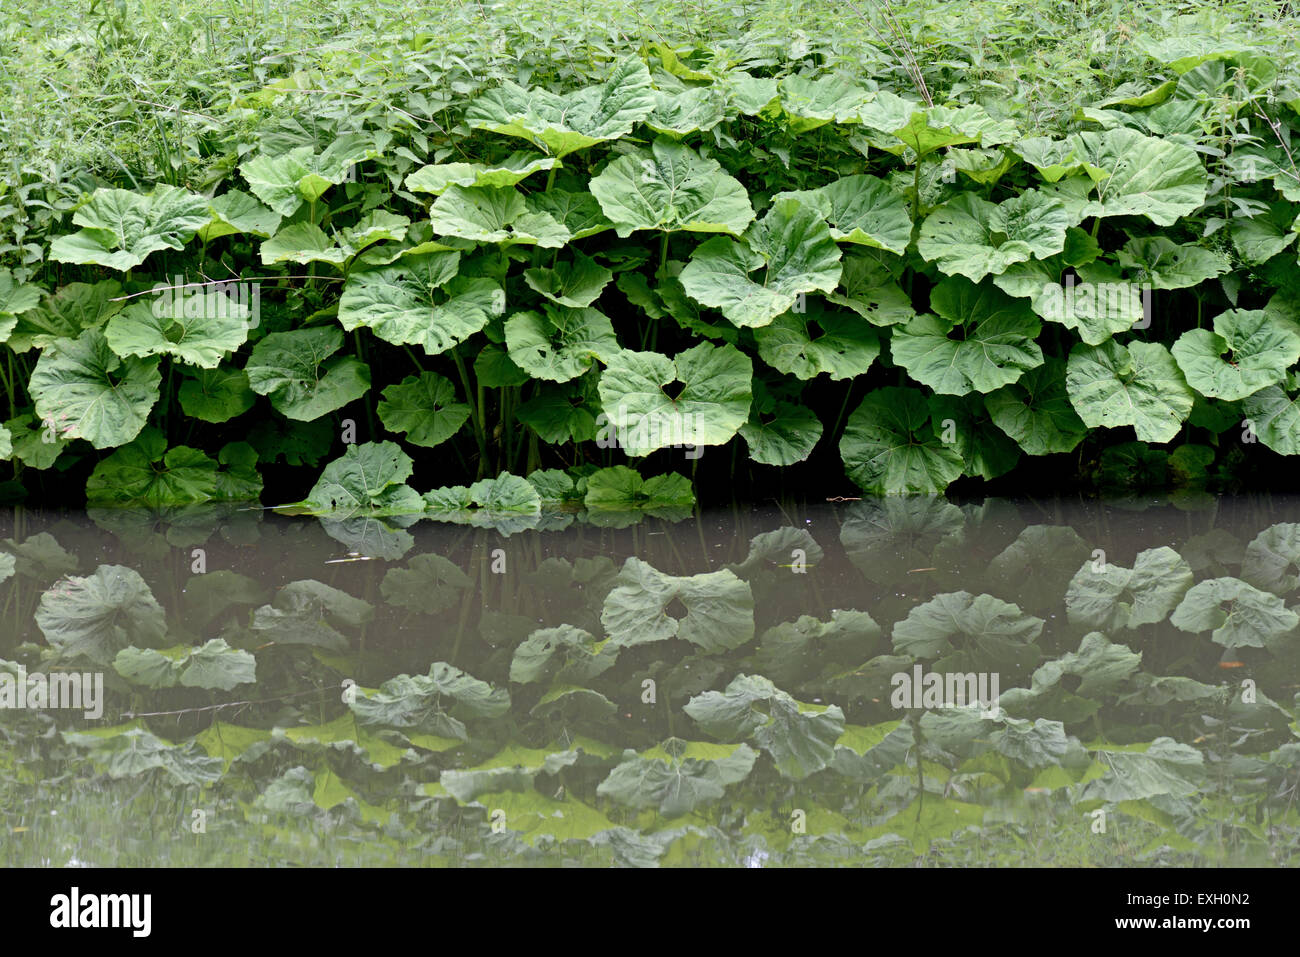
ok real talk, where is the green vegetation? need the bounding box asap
[2,0,1300,507]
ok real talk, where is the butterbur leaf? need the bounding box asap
[85,428,261,506]
[104,291,250,369]
[338,252,503,356]
[597,342,752,455]
[740,400,823,466]
[1170,577,1299,649]
[772,175,912,253]
[647,86,728,135]
[35,565,167,664]
[405,152,558,194]
[778,74,871,131]
[1242,384,1300,455]
[891,591,1044,671]
[114,639,255,691]
[927,394,1020,480]
[245,326,371,420]
[1080,738,1202,803]
[510,624,615,685]
[465,55,656,157]
[1065,129,1208,226]
[1066,340,1194,443]
[49,185,209,270]
[601,557,754,653]
[754,301,880,381]
[1171,309,1300,401]
[597,743,757,816]
[984,358,1088,455]
[679,199,842,328]
[250,580,373,651]
[884,104,1019,156]
[239,135,382,216]
[6,280,123,354]
[199,189,281,241]
[840,387,964,494]
[1116,236,1231,289]
[350,662,509,738]
[377,372,471,448]
[178,365,256,423]
[1242,523,1300,595]
[504,304,620,382]
[918,190,1071,281]
[381,553,472,616]
[29,329,161,449]
[302,441,422,515]
[589,138,754,237]
[583,466,696,510]
[891,277,1043,395]
[1065,546,1193,630]
[430,185,568,247]
[522,251,613,307]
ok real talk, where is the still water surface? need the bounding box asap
[2,496,1298,866]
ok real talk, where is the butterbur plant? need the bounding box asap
[5,26,1300,511]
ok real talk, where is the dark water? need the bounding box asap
[2,495,1298,866]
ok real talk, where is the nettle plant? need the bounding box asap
[3,43,1300,512]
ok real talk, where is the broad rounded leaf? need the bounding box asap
[29,329,161,449]
[1066,340,1194,443]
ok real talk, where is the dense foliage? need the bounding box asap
[3,1,1300,509]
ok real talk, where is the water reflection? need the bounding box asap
[2,496,1298,866]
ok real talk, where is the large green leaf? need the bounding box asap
[245,326,370,420]
[1170,577,1300,649]
[349,661,509,739]
[1242,383,1300,455]
[49,186,210,270]
[1066,340,1194,443]
[600,557,754,653]
[917,190,1071,281]
[104,290,250,369]
[597,742,757,816]
[302,441,423,515]
[679,198,842,328]
[772,175,912,253]
[1242,523,1300,595]
[85,428,261,506]
[504,304,620,382]
[114,638,255,691]
[1065,128,1209,226]
[381,553,472,616]
[1115,236,1231,289]
[5,280,123,354]
[509,624,616,685]
[589,138,754,237]
[28,329,161,449]
[522,250,613,307]
[35,564,166,664]
[596,342,752,455]
[1172,308,1300,400]
[984,358,1088,455]
[753,300,881,380]
[839,386,964,494]
[178,365,256,423]
[240,135,383,216]
[465,55,656,157]
[891,276,1043,395]
[377,372,470,449]
[405,152,558,194]
[892,591,1044,671]
[250,580,373,651]
[1065,546,1194,630]
[429,185,569,247]
[337,252,502,356]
